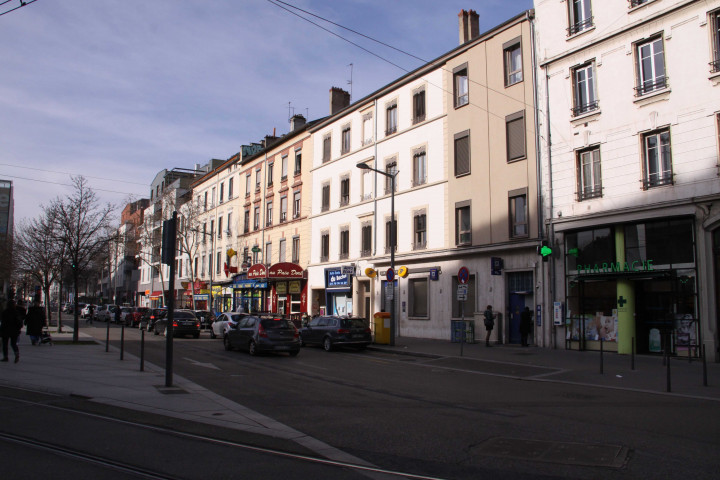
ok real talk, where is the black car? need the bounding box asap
[224,314,299,356]
[140,308,167,331]
[300,316,371,351]
[153,309,201,338]
[193,310,215,330]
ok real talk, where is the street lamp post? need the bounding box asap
[357,162,397,346]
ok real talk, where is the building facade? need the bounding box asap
[534,0,720,358]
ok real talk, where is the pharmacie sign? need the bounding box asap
[577,259,655,275]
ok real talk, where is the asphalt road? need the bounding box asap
[8,320,719,480]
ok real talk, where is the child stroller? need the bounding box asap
[39,329,53,346]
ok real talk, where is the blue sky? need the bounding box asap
[0,0,532,223]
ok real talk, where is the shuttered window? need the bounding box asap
[506,112,526,162]
[454,131,470,176]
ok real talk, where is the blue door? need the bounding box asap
[509,294,525,344]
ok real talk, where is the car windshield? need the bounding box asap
[261,318,292,329]
[341,318,367,329]
[174,311,196,319]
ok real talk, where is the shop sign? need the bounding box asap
[429,268,439,281]
[268,262,304,279]
[326,268,350,288]
[577,259,654,275]
[233,280,267,289]
[211,285,222,295]
[289,280,301,294]
[276,282,287,294]
[194,294,209,300]
[247,263,267,279]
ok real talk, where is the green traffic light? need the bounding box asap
[540,245,553,257]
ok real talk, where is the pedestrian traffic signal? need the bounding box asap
[538,240,552,262]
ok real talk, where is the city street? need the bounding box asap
[35,318,717,480]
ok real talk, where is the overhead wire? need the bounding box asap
[0,0,38,18]
[0,163,148,186]
[2,174,146,197]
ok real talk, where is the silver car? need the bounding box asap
[210,312,248,339]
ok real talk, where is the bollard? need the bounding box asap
[600,337,604,374]
[140,329,145,372]
[689,341,692,363]
[702,344,708,387]
[631,336,635,371]
[105,320,110,353]
[666,335,672,393]
[120,324,125,361]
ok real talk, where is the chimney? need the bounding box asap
[329,87,350,115]
[290,114,306,131]
[458,9,479,45]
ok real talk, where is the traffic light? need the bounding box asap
[538,239,552,262]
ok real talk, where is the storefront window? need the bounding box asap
[566,227,613,272]
[625,218,694,267]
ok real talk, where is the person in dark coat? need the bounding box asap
[1,300,23,363]
[113,306,121,324]
[520,306,533,347]
[483,305,495,347]
[25,300,46,345]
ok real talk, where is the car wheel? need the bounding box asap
[210,329,216,339]
[356,344,367,351]
[153,327,159,336]
[248,340,258,356]
[289,350,299,357]
[193,333,200,339]
[163,327,168,337]
[223,335,232,351]
[323,336,333,352]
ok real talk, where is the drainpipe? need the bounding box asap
[373,98,379,256]
[543,65,557,349]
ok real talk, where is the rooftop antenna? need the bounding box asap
[287,102,295,121]
[347,63,353,102]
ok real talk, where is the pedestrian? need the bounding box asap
[86,304,95,324]
[520,306,533,347]
[25,300,46,346]
[113,306,121,325]
[483,305,495,347]
[1,300,23,363]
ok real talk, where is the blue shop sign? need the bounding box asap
[232,279,267,289]
[326,268,351,288]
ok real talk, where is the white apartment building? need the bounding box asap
[535,0,720,358]
[308,10,541,343]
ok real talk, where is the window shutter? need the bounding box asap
[507,115,525,161]
[455,136,469,175]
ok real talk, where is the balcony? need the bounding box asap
[634,78,668,96]
[571,101,599,117]
[710,59,720,74]
[412,241,427,251]
[567,17,593,36]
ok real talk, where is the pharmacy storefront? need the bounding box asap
[563,217,698,356]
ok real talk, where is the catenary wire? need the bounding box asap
[0,0,38,18]
[0,163,148,186]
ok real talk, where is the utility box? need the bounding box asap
[373,312,391,345]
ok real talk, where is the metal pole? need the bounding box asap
[666,334,671,393]
[631,336,635,371]
[165,211,177,388]
[390,173,396,347]
[702,344,708,387]
[460,304,464,357]
[140,328,145,372]
[120,324,125,361]
[105,319,110,352]
[600,337,604,374]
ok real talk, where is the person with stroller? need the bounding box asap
[25,300,46,346]
[1,300,23,363]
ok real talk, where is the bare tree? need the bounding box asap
[176,192,204,309]
[50,177,115,342]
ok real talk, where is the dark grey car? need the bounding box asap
[300,316,371,351]
[153,310,201,338]
[224,314,300,356]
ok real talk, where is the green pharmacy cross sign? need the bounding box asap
[617,296,628,308]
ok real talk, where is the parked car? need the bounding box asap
[119,307,135,325]
[80,304,91,318]
[194,310,215,330]
[127,307,149,327]
[210,312,248,339]
[153,309,200,338]
[140,308,167,331]
[300,316,371,351]
[224,314,299,356]
[96,305,118,322]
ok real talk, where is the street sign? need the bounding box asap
[457,284,468,301]
[251,245,261,253]
[341,265,355,275]
[458,266,469,284]
[386,267,395,282]
[385,283,394,300]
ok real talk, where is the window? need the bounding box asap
[322,135,331,163]
[292,236,300,263]
[211,187,216,208]
[217,217,223,238]
[216,250,221,275]
[454,131,470,176]
[228,177,234,199]
[293,191,301,218]
[339,228,349,259]
[386,103,397,135]
[320,232,329,262]
[642,128,673,189]
[567,0,593,36]
[244,209,250,233]
[210,220,215,240]
[629,0,650,8]
[294,150,302,175]
[280,196,287,222]
[266,201,273,226]
[226,213,232,236]
[453,64,469,108]
[202,255,206,276]
[636,36,667,96]
[711,11,720,73]
[267,163,274,187]
[246,174,251,197]
[385,160,397,195]
[506,111,526,162]
[204,191,208,210]
[219,183,224,203]
[413,89,426,124]
[340,177,350,206]
[321,184,330,212]
[509,191,528,238]
[253,206,260,230]
[361,168,373,200]
[413,211,427,250]
[504,40,522,86]
[279,239,286,263]
[385,217,396,254]
[341,126,351,154]
[455,203,471,245]
[408,278,428,318]
[412,150,427,186]
[362,113,373,145]
[281,155,288,180]
[194,257,198,277]
[203,222,207,244]
[577,147,602,200]
[255,170,261,191]
[361,223,372,257]
[572,62,598,116]
[265,242,272,265]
